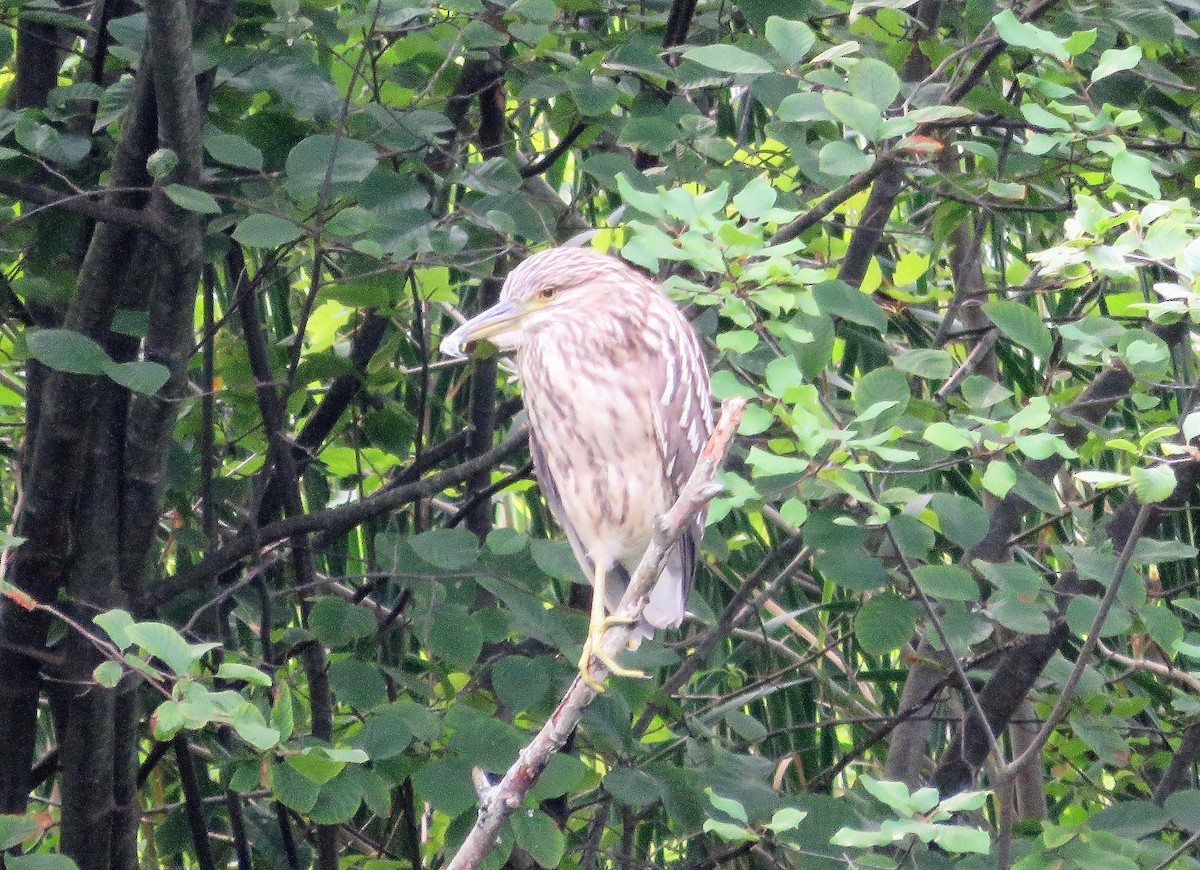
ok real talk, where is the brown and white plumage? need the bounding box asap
[441,247,712,684]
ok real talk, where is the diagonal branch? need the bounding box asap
[140,428,530,610]
[444,398,745,870]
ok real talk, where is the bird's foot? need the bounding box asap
[578,616,647,691]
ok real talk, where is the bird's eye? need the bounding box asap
[540,286,557,300]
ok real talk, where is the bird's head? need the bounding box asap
[439,247,626,358]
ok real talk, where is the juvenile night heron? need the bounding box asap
[441,247,713,689]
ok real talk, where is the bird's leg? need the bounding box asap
[578,563,647,691]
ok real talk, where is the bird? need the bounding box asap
[440,247,713,689]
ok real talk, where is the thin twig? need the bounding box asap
[1002,504,1152,777]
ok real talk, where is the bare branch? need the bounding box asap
[141,428,531,609]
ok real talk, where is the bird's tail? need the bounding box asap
[640,544,686,630]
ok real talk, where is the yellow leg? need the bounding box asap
[577,563,647,691]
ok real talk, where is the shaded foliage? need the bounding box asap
[2,0,1200,868]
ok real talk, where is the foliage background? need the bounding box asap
[3,0,1200,867]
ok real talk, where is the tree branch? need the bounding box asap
[0,177,163,235]
[444,398,745,870]
[769,159,889,247]
[141,427,530,609]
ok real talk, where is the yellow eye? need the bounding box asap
[540,286,557,300]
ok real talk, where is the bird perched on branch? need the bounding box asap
[441,247,713,689]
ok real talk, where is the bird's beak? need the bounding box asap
[440,300,527,358]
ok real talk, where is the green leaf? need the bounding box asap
[702,819,755,842]
[125,621,199,676]
[410,528,479,570]
[511,809,566,868]
[216,662,272,687]
[764,17,815,66]
[848,58,901,110]
[815,549,889,591]
[961,376,1012,409]
[981,461,1016,497]
[1183,410,1200,442]
[94,73,134,131]
[824,91,885,141]
[732,175,777,219]
[855,592,919,654]
[737,402,773,435]
[938,790,990,813]
[102,359,170,395]
[411,757,477,818]
[923,421,975,452]
[777,92,832,123]
[982,300,1053,358]
[351,703,415,761]
[681,44,774,75]
[931,823,991,853]
[529,753,587,801]
[328,658,388,709]
[1007,396,1052,433]
[616,117,680,154]
[892,348,954,379]
[1021,102,1071,131]
[1111,150,1160,198]
[818,140,875,176]
[706,788,749,823]
[308,597,376,648]
[855,366,910,427]
[310,771,366,824]
[1089,800,1169,838]
[93,660,124,687]
[1066,596,1131,637]
[94,609,135,649]
[285,134,380,200]
[321,747,368,763]
[912,564,977,601]
[830,825,892,847]
[26,329,110,376]
[427,602,483,669]
[605,767,662,807]
[1130,463,1176,503]
[1131,538,1198,564]
[765,807,808,833]
[272,760,321,813]
[928,494,989,549]
[1092,46,1142,82]
[205,132,264,170]
[233,214,303,248]
[991,9,1068,60]
[1064,28,1097,57]
[813,280,887,332]
[990,594,1051,635]
[6,855,82,870]
[151,700,185,740]
[492,655,550,711]
[231,703,281,751]
[163,183,221,214]
[1165,790,1200,832]
[860,775,913,813]
[0,813,43,850]
[272,682,294,741]
[289,748,345,785]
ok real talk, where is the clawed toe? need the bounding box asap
[578,635,648,691]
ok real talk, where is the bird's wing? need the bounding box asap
[528,428,594,581]
[642,306,713,625]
